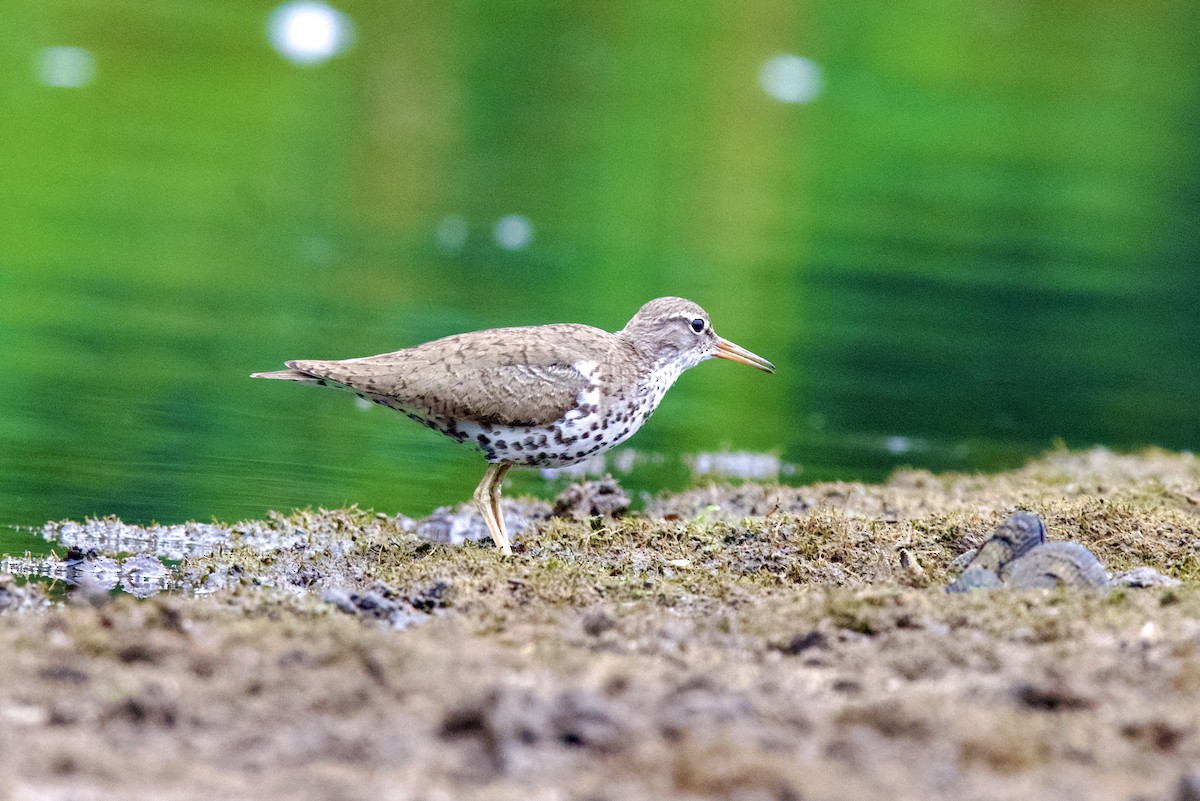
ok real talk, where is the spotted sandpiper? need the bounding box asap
[252,297,774,555]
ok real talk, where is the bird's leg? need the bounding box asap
[472,463,513,556]
[489,462,512,555]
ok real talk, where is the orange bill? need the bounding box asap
[715,337,775,373]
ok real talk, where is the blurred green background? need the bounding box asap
[2,0,1198,528]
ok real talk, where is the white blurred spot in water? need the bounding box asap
[537,450,660,480]
[494,214,533,251]
[538,453,606,481]
[36,46,96,88]
[268,1,354,66]
[882,436,933,456]
[299,235,335,265]
[355,396,372,411]
[609,449,638,474]
[759,54,822,103]
[689,451,796,480]
[436,215,469,250]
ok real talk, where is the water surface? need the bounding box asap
[2,1,1198,528]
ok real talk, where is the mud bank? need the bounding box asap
[2,447,1200,800]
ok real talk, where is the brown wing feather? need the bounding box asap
[286,324,609,427]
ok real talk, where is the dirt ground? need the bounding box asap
[3,447,1200,801]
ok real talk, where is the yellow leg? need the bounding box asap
[472,463,513,555]
[488,463,512,555]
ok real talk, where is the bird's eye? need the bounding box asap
[689,318,705,334]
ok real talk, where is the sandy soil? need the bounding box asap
[3,447,1200,801]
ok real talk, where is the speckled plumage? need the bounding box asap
[253,297,774,554]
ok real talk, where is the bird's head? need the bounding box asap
[619,297,775,374]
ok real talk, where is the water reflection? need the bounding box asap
[0,551,172,599]
[46,518,240,561]
[12,517,263,598]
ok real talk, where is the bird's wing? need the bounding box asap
[286,324,604,427]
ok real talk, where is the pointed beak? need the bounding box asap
[715,337,775,373]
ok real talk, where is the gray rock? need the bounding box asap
[948,512,1109,592]
[1111,566,1181,588]
[1000,541,1109,589]
[947,567,1004,593]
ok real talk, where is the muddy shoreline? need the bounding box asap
[2,447,1200,800]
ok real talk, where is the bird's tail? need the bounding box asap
[250,367,323,384]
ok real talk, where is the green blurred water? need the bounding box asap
[2,1,1198,530]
